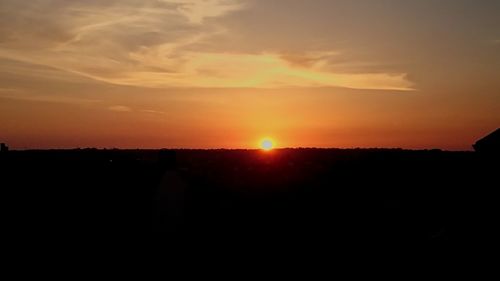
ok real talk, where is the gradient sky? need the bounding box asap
[1,0,499,150]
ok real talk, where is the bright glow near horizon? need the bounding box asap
[260,139,275,151]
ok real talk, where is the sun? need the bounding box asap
[260,138,275,151]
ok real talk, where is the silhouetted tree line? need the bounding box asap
[0,129,498,248]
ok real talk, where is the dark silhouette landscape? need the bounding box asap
[1,130,498,247]
[2,2,500,267]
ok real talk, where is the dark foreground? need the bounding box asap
[1,148,496,247]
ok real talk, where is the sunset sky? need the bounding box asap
[1,0,499,150]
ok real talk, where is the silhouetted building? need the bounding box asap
[0,143,8,153]
[473,128,500,154]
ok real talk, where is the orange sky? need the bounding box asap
[1,0,499,150]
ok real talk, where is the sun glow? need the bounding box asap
[260,138,275,151]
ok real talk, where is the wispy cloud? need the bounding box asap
[0,88,23,93]
[108,105,132,112]
[0,92,101,104]
[161,0,247,24]
[141,109,167,115]
[0,0,414,91]
[106,51,414,90]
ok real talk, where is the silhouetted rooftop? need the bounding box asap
[473,128,500,153]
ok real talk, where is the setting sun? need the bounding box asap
[260,139,275,151]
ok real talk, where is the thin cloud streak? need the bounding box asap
[141,109,167,115]
[108,105,132,112]
[0,93,101,104]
